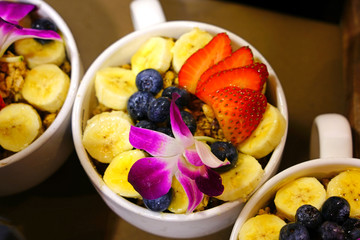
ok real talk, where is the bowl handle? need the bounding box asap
[130,0,166,31]
[310,113,353,159]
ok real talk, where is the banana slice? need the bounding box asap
[237,103,286,159]
[238,214,286,240]
[168,177,188,214]
[14,38,66,69]
[0,103,42,152]
[103,149,146,198]
[274,177,326,222]
[172,28,213,73]
[168,177,209,213]
[95,67,137,110]
[327,170,360,218]
[82,111,133,163]
[216,153,264,202]
[131,36,174,75]
[21,64,70,113]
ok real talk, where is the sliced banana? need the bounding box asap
[237,103,286,159]
[168,177,209,213]
[103,149,146,198]
[95,67,137,110]
[0,103,42,152]
[238,214,286,240]
[327,170,360,218]
[14,38,66,69]
[82,111,133,163]
[215,153,264,202]
[172,28,213,73]
[21,64,70,113]
[131,36,174,75]
[168,177,189,214]
[274,177,326,222]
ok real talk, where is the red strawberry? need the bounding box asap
[209,86,267,146]
[178,32,232,94]
[0,95,5,110]
[196,46,254,89]
[195,63,268,105]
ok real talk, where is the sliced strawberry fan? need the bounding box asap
[197,46,254,89]
[178,32,232,94]
[195,63,268,105]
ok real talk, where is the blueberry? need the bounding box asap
[319,221,346,240]
[147,97,171,123]
[135,120,156,130]
[31,18,57,44]
[347,228,360,240]
[143,189,172,212]
[162,86,191,108]
[180,111,197,135]
[155,127,174,137]
[210,141,238,172]
[127,91,155,121]
[279,222,310,240]
[321,196,350,224]
[295,204,323,229]
[342,218,360,239]
[136,69,163,95]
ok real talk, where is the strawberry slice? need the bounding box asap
[209,86,267,146]
[195,63,268,105]
[0,95,6,110]
[196,46,254,89]
[178,32,232,94]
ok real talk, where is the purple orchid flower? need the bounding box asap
[0,1,62,58]
[128,93,229,213]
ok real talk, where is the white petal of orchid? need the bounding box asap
[195,140,230,168]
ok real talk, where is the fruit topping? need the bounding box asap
[31,18,58,44]
[147,97,171,123]
[209,87,267,146]
[179,110,197,135]
[178,32,232,94]
[162,86,191,108]
[197,46,254,90]
[143,189,173,212]
[127,91,155,121]
[135,68,163,95]
[210,141,238,172]
[195,63,268,105]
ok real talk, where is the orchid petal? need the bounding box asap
[184,147,203,166]
[195,166,224,197]
[177,156,200,179]
[170,93,194,148]
[129,126,184,157]
[176,172,204,213]
[195,140,230,168]
[128,156,178,200]
[0,2,35,24]
[0,18,62,56]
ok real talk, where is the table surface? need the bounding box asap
[0,0,349,239]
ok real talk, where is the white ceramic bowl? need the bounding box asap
[0,0,81,196]
[72,17,288,238]
[230,114,355,240]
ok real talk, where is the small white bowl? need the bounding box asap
[230,114,355,240]
[0,0,81,196]
[72,19,288,238]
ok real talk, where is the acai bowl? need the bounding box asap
[72,0,288,238]
[0,0,81,196]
